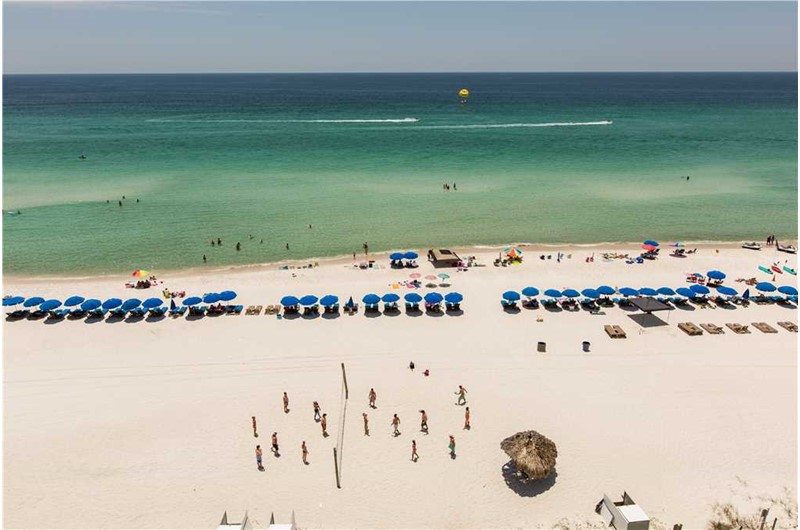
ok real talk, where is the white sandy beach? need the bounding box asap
[3,243,797,529]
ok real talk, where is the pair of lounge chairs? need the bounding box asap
[726,323,751,334]
[752,322,778,334]
[604,325,627,338]
[678,322,704,336]
[699,323,724,334]
[522,299,540,309]
[445,302,461,311]
[778,321,798,332]
[169,306,187,317]
[264,305,281,315]
[245,305,262,315]
[343,303,359,315]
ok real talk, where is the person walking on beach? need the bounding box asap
[283,392,290,413]
[419,410,428,434]
[363,242,369,255]
[368,388,377,408]
[252,416,258,438]
[464,407,471,430]
[363,412,370,436]
[301,441,309,465]
[313,401,321,421]
[321,413,329,437]
[455,385,468,405]
[255,445,264,471]
[411,440,419,462]
[271,432,280,456]
[391,413,401,436]
[448,435,456,458]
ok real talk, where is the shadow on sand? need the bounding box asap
[501,461,557,497]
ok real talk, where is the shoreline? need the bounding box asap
[4,238,796,283]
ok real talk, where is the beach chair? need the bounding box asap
[777,321,798,332]
[251,305,262,315]
[700,323,725,335]
[68,308,88,318]
[226,304,243,315]
[7,309,29,319]
[48,309,68,320]
[678,322,703,336]
[604,325,625,339]
[129,307,147,318]
[169,306,187,317]
[109,308,127,319]
[725,323,751,334]
[189,305,206,316]
[88,307,107,319]
[752,322,778,334]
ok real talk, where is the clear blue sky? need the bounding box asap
[3,1,797,73]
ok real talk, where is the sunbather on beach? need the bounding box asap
[363,413,369,436]
[252,416,258,438]
[283,392,289,413]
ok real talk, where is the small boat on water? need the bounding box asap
[742,242,762,251]
[777,243,797,254]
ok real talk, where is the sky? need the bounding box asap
[3,1,797,73]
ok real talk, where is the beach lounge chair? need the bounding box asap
[678,322,703,336]
[777,321,798,332]
[752,322,778,334]
[725,323,751,334]
[604,325,626,339]
[226,304,243,315]
[169,306,187,317]
[129,307,147,318]
[251,305,262,315]
[109,308,127,319]
[87,307,107,319]
[699,323,725,335]
[68,308,88,318]
[189,305,206,316]
[7,309,29,319]
[48,309,68,320]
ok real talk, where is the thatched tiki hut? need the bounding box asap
[501,430,557,480]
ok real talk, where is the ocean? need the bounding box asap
[3,72,797,275]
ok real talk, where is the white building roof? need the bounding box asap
[618,504,649,523]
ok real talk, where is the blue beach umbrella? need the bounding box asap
[121,298,142,311]
[142,297,163,309]
[707,270,726,280]
[64,296,85,307]
[544,289,562,298]
[424,292,444,304]
[40,299,62,311]
[657,287,676,296]
[382,293,400,303]
[404,292,422,303]
[445,292,463,304]
[618,287,638,297]
[362,294,381,305]
[404,251,419,260]
[320,295,339,306]
[581,289,600,299]
[390,252,405,260]
[638,287,658,297]
[717,286,738,297]
[502,290,521,301]
[219,291,237,302]
[756,282,776,293]
[689,284,710,295]
[676,287,697,299]
[778,285,798,296]
[102,298,123,310]
[597,286,615,296]
[643,240,660,247]
[3,296,25,306]
[203,292,221,304]
[183,296,202,306]
[561,289,580,298]
[280,296,299,307]
[81,299,102,311]
[24,297,45,308]
[521,287,540,297]
[300,295,319,306]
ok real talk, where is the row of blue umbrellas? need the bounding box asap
[363,292,462,305]
[389,251,419,261]
[3,291,239,312]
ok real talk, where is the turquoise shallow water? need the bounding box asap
[3,73,797,275]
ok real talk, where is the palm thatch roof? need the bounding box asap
[500,430,557,480]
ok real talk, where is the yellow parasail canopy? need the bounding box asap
[458,88,470,98]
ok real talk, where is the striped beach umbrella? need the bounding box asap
[131,269,150,277]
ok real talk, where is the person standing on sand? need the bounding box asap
[321,413,329,437]
[283,392,290,413]
[455,385,468,405]
[409,361,415,371]
[363,413,370,436]
[363,242,369,255]
[252,416,258,438]
[271,432,280,455]
[368,388,377,408]
[411,440,419,462]
[419,410,428,434]
[448,435,456,458]
[255,445,264,470]
[313,401,321,421]
[391,413,401,436]
[301,441,309,465]
[464,407,471,430]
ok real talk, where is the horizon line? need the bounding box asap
[5,70,798,76]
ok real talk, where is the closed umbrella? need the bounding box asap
[64,296,85,307]
[717,286,738,296]
[445,292,463,304]
[404,293,422,303]
[320,295,339,306]
[3,296,25,306]
[122,298,142,311]
[597,286,615,296]
[778,285,798,296]
[756,282,777,292]
[102,298,123,309]
[707,270,726,280]
[40,299,62,311]
[502,290,521,301]
[544,289,562,298]
[521,287,540,297]
[689,284,710,295]
[142,297,163,309]
[561,289,580,298]
[657,287,676,296]
[345,296,355,309]
[638,287,658,297]
[362,294,381,305]
[24,297,45,308]
[424,292,444,304]
[280,296,299,307]
[381,293,400,303]
[618,287,638,297]
[219,290,237,301]
[183,296,202,306]
[81,299,102,311]
[300,295,319,306]
[581,289,600,299]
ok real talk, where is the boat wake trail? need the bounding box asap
[414,120,613,129]
[147,117,420,124]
